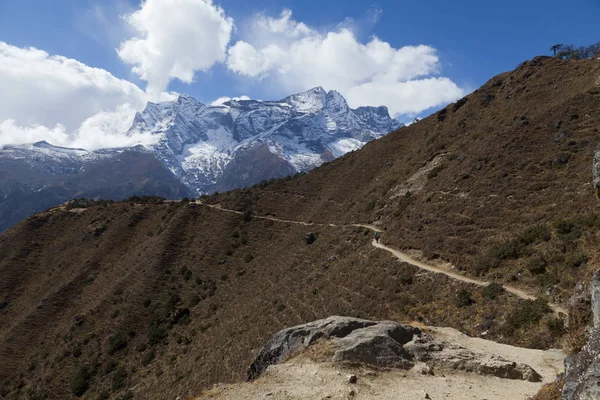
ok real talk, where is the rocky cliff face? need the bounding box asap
[563,270,600,399]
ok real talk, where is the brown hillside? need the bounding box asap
[1,56,599,399]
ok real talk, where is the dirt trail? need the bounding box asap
[372,240,567,316]
[196,201,567,316]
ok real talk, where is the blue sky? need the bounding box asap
[0,0,598,148]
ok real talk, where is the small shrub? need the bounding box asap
[101,359,118,376]
[142,349,155,366]
[364,198,377,212]
[452,97,468,112]
[564,252,588,268]
[502,298,550,335]
[455,289,474,307]
[482,283,505,300]
[111,366,126,391]
[437,108,447,122]
[124,196,165,204]
[107,332,127,355]
[518,224,551,244]
[526,255,548,275]
[135,343,147,352]
[242,209,253,223]
[243,253,254,263]
[546,317,566,337]
[396,293,416,313]
[71,366,90,397]
[553,219,581,240]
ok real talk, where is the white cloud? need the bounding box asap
[0,42,162,150]
[226,10,464,117]
[117,0,234,100]
[0,41,146,131]
[210,95,251,106]
[0,105,161,150]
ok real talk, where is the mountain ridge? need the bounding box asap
[0,87,401,232]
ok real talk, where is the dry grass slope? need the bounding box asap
[1,56,599,399]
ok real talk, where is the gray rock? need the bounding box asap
[246,317,383,380]
[332,321,417,369]
[405,337,541,382]
[593,151,600,195]
[563,270,600,399]
[247,316,542,383]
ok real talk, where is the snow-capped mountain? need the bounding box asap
[127,87,402,193]
[0,87,401,232]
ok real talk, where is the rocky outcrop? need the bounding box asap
[563,270,600,399]
[247,316,541,383]
[593,151,600,197]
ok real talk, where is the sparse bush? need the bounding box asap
[101,359,118,376]
[242,209,253,223]
[526,255,548,275]
[437,108,447,122]
[452,97,468,112]
[71,366,90,397]
[147,324,168,346]
[124,196,165,204]
[475,225,551,273]
[502,298,550,335]
[135,343,147,352]
[546,317,566,337]
[111,366,126,391]
[107,332,127,355]
[564,252,588,268]
[243,253,254,263]
[455,289,474,307]
[396,293,416,313]
[365,198,377,212]
[142,349,155,366]
[482,282,505,300]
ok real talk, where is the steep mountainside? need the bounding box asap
[1,56,599,400]
[0,143,192,232]
[0,88,400,233]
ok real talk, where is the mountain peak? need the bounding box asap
[285,87,329,113]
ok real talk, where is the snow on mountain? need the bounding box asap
[127,87,403,193]
[0,88,402,196]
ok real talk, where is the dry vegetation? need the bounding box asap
[1,56,600,399]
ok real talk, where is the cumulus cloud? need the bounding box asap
[226,10,464,117]
[0,42,161,150]
[0,105,161,150]
[0,41,146,131]
[117,0,234,100]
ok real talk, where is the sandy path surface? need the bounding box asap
[196,326,565,400]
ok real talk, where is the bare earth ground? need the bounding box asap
[197,326,565,400]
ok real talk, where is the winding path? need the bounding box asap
[196,201,567,316]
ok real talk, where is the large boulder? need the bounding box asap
[246,316,419,380]
[247,316,542,383]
